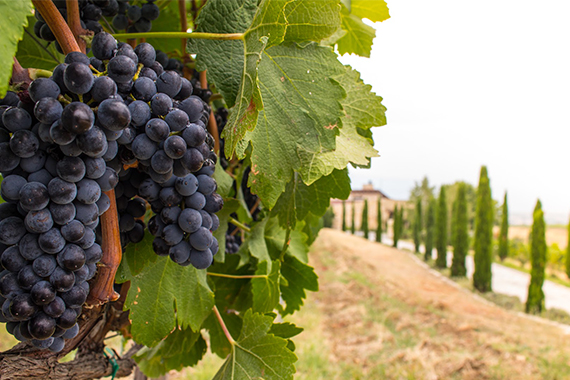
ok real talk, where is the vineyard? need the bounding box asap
[0,0,389,379]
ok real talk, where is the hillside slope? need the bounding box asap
[289,229,570,380]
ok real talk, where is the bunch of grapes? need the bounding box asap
[112,0,160,33]
[33,0,161,51]
[0,32,221,351]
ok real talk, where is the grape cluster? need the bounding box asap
[0,34,221,350]
[112,0,159,33]
[33,0,161,51]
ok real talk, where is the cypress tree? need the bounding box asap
[498,192,509,261]
[393,205,400,247]
[362,199,369,239]
[566,216,570,279]
[473,166,493,292]
[351,202,356,234]
[413,198,422,253]
[376,197,382,242]
[451,183,468,277]
[342,200,347,232]
[435,187,448,268]
[526,200,546,313]
[424,198,435,261]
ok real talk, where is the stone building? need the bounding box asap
[331,183,409,231]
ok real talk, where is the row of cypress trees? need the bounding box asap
[411,166,549,314]
[341,198,384,243]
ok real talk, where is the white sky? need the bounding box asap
[340,0,570,224]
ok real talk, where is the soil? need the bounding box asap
[305,229,570,379]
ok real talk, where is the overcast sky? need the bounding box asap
[340,0,570,224]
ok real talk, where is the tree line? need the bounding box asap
[340,166,569,315]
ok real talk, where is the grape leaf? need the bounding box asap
[269,321,303,352]
[203,310,243,359]
[214,160,235,199]
[268,321,303,340]
[351,0,390,22]
[116,231,157,281]
[336,1,390,57]
[337,6,376,57]
[244,42,346,207]
[273,169,351,229]
[283,0,341,42]
[15,16,63,71]
[242,217,270,264]
[208,254,254,312]
[134,328,207,377]
[264,217,309,263]
[210,0,341,158]
[122,258,215,347]
[279,255,318,316]
[189,0,258,108]
[251,260,280,313]
[297,65,386,182]
[0,0,33,97]
[212,310,297,380]
[213,198,240,262]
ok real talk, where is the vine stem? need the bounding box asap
[32,0,81,54]
[213,306,236,345]
[207,272,266,279]
[66,0,88,53]
[87,189,122,305]
[34,1,123,305]
[229,217,251,232]
[112,32,244,40]
[178,0,188,54]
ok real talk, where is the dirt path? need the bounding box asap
[303,229,570,379]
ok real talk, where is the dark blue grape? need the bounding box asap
[64,63,94,95]
[91,76,117,102]
[38,228,66,254]
[107,55,137,84]
[156,71,182,98]
[28,78,61,102]
[61,102,94,134]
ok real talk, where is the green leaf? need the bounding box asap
[268,321,303,340]
[351,0,390,22]
[208,254,254,312]
[203,310,243,359]
[135,328,207,377]
[214,160,235,199]
[213,310,297,380]
[213,198,240,262]
[337,7,376,57]
[16,15,63,72]
[221,0,288,154]
[122,258,215,347]
[251,260,280,313]
[264,217,309,263]
[283,0,341,43]
[302,212,324,246]
[116,231,157,282]
[273,169,351,229]
[242,217,270,264]
[0,0,33,97]
[244,42,345,207]
[279,255,318,315]
[188,0,258,108]
[296,65,385,181]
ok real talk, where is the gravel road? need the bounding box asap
[364,232,570,314]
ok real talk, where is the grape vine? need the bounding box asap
[0,0,389,379]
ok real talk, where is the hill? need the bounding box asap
[288,229,570,379]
